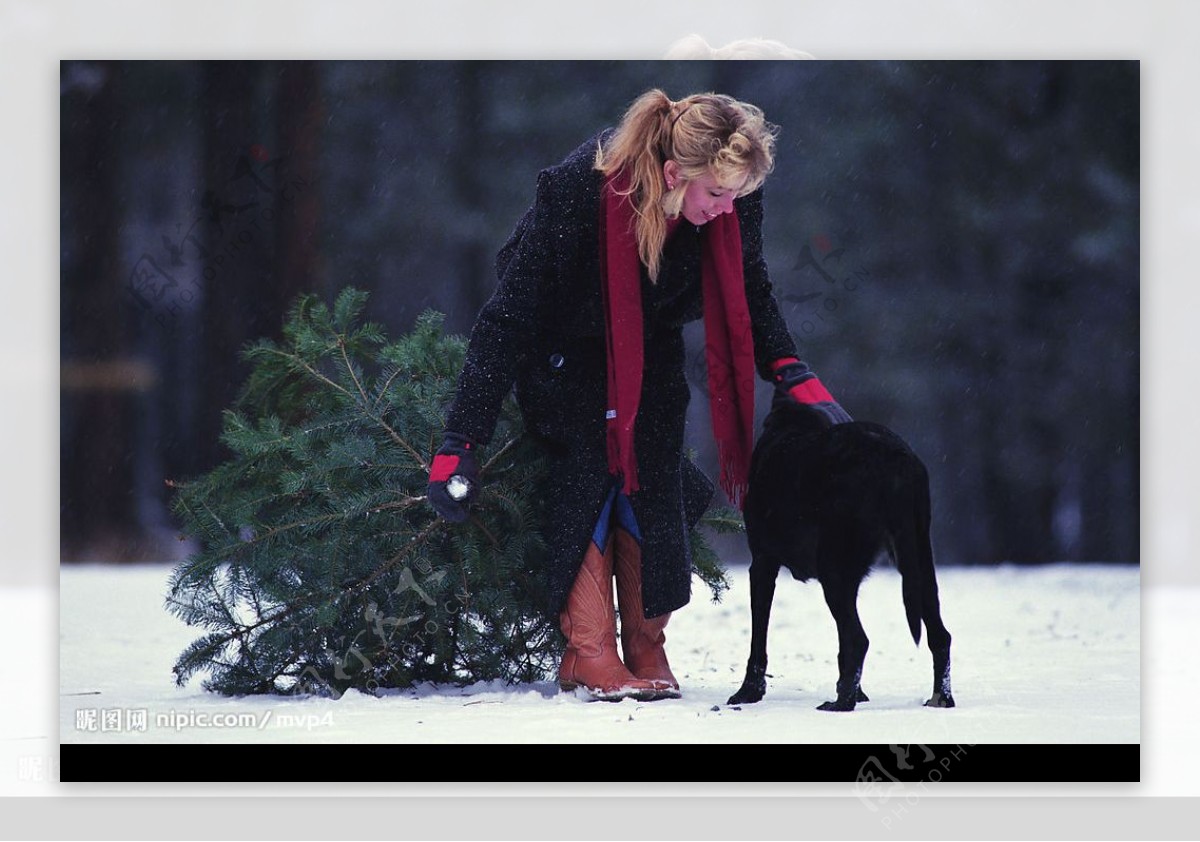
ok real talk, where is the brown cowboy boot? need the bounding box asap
[613,529,681,699]
[558,536,659,701]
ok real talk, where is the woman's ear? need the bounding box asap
[663,159,681,190]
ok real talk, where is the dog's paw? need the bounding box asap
[924,692,955,708]
[817,698,857,712]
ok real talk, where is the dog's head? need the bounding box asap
[761,392,840,439]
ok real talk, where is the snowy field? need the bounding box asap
[50,562,1140,754]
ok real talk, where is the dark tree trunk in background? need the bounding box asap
[273,60,323,309]
[916,62,991,566]
[60,61,141,560]
[454,62,491,313]
[1006,63,1071,562]
[198,61,276,469]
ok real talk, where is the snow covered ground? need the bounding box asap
[53,562,1139,748]
[9,560,1187,795]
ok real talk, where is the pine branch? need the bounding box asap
[337,335,371,405]
[372,366,406,413]
[259,345,354,402]
[367,411,428,473]
[481,436,519,473]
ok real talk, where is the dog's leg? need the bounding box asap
[923,597,954,708]
[817,566,869,712]
[911,482,955,709]
[727,556,779,705]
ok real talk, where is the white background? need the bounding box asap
[2,0,1195,838]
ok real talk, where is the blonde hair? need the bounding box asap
[594,88,779,281]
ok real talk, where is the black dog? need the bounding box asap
[727,400,955,711]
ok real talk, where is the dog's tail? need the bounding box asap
[892,462,935,646]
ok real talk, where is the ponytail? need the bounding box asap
[594,88,675,281]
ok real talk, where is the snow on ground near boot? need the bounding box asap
[57,562,1139,749]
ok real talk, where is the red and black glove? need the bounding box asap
[770,358,852,425]
[427,431,480,523]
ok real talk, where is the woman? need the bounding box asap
[426,88,849,701]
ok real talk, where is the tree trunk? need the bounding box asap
[273,60,323,310]
[198,60,275,469]
[60,61,141,560]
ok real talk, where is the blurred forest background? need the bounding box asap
[60,59,1138,567]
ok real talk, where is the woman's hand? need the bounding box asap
[770,358,853,426]
[427,432,480,522]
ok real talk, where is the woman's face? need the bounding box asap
[666,162,747,227]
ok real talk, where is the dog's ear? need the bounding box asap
[761,391,791,435]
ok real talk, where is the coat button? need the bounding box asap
[549,353,565,369]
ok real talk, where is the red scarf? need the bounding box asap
[599,170,757,509]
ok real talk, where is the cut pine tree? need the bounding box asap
[166,287,735,698]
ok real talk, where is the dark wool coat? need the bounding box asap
[445,132,798,618]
